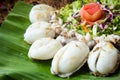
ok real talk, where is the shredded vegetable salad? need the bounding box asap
[58,0,120,36]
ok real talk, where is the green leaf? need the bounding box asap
[0,1,120,80]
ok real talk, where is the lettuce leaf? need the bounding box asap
[59,0,120,36]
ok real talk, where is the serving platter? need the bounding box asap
[0,1,120,80]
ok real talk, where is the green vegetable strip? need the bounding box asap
[59,0,120,36]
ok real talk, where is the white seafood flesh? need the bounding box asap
[56,30,95,48]
[105,34,120,44]
[29,4,55,23]
[51,41,90,77]
[50,11,63,26]
[88,41,120,76]
[28,38,63,60]
[24,21,55,44]
[93,34,120,44]
[56,31,77,45]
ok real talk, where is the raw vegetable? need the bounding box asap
[58,0,120,36]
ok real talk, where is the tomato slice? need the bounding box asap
[84,3,101,15]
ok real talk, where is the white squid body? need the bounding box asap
[88,41,120,76]
[29,4,55,23]
[24,21,55,44]
[28,38,63,60]
[51,41,90,77]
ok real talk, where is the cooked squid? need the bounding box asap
[28,38,62,60]
[88,41,120,76]
[24,21,55,44]
[29,4,55,23]
[51,41,90,77]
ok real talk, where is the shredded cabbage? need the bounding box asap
[58,0,120,36]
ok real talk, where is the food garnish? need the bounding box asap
[24,0,120,78]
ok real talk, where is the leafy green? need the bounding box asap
[109,16,120,35]
[97,16,120,36]
[59,4,73,22]
[0,1,120,80]
[59,0,83,22]
[59,0,120,36]
[100,0,120,9]
[76,25,86,35]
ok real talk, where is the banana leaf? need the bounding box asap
[0,1,120,80]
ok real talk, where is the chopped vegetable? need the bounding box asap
[58,0,120,36]
[83,25,89,33]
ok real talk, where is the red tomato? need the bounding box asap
[80,3,103,25]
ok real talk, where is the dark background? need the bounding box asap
[0,0,75,25]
